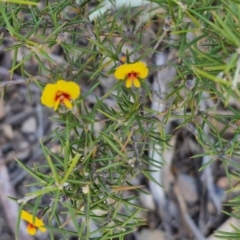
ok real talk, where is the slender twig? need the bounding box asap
[148,31,167,59]
[174,180,206,240]
[0,79,31,88]
[0,75,48,88]
[148,50,177,236]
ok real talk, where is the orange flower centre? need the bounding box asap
[27,223,37,235]
[28,223,36,229]
[55,91,70,103]
[127,71,138,80]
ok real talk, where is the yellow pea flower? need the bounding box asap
[41,79,80,111]
[114,62,148,88]
[21,210,46,235]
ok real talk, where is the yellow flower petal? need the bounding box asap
[41,80,80,110]
[21,210,45,227]
[21,210,34,224]
[114,64,131,80]
[63,98,73,109]
[126,78,132,88]
[133,78,140,88]
[56,80,80,99]
[114,62,148,85]
[133,62,148,79]
[54,97,61,111]
[41,83,58,108]
[27,224,37,235]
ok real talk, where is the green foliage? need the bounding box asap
[1,0,240,239]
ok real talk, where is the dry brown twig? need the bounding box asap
[0,75,49,89]
[173,179,206,240]
[0,78,33,88]
[148,49,178,237]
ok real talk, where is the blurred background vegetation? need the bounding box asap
[0,0,240,239]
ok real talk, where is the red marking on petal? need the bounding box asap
[28,224,35,229]
[27,223,37,235]
[55,91,71,103]
[127,72,139,80]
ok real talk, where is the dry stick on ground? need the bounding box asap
[0,76,48,88]
[0,78,32,88]
[149,48,208,238]
[158,125,205,238]
[182,95,223,235]
[148,50,177,236]
[198,92,222,234]
[173,179,206,240]
[0,152,34,240]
